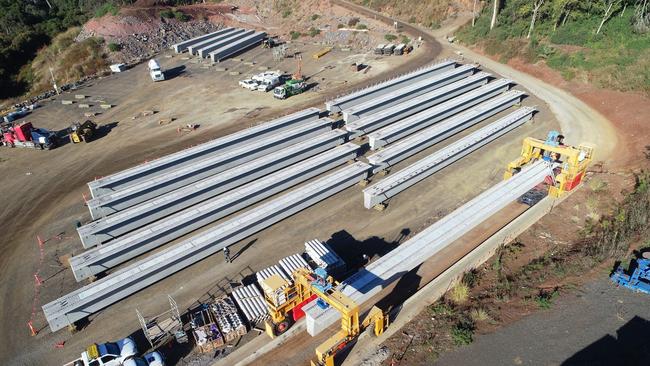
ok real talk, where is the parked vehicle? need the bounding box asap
[382,44,395,55]
[273,79,306,99]
[64,336,166,366]
[393,43,406,55]
[239,79,259,90]
[148,59,165,82]
[1,121,58,150]
[374,44,385,55]
[110,64,127,73]
[256,74,281,92]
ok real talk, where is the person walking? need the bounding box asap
[223,247,231,263]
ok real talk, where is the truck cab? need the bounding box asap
[148,59,165,82]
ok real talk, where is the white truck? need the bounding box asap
[252,71,281,92]
[64,337,165,366]
[148,59,165,82]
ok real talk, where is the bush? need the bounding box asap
[174,11,190,22]
[95,3,119,18]
[450,282,469,304]
[282,9,292,18]
[348,17,360,27]
[311,14,319,21]
[337,23,346,29]
[290,31,301,40]
[451,320,475,346]
[308,27,320,37]
[107,42,121,52]
[160,9,175,18]
[401,35,411,44]
[535,289,558,309]
[384,34,397,42]
[469,308,490,322]
[356,24,368,30]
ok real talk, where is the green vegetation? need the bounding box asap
[451,320,475,345]
[160,9,175,18]
[456,0,650,94]
[384,33,397,42]
[28,27,107,95]
[290,30,302,40]
[337,23,346,29]
[0,0,123,99]
[348,17,360,27]
[450,282,470,304]
[107,42,121,52]
[401,35,411,44]
[535,289,559,309]
[95,3,119,17]
[356,23,368,30]
[160,9,189,21]
[311,14,320,21]
[308,27,320,37]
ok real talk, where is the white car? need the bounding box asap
[239,79,259,90]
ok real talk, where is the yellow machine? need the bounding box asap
[70,120,97,143]
[504,131,594,197]
[262,267,388,366]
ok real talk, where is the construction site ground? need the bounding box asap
[0,36,554,366]
[0,4,631,366]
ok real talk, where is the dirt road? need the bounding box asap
[444,42,618,165]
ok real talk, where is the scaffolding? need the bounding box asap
[137,295,186,348]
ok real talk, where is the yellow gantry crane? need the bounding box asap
[261,267,388,366]
[504,131,594,197]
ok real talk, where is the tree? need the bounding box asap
[472,0,478,27]
[633,0,649,33]
[491,0,500,29]
[528,0,545,38]
[596,0,620,34]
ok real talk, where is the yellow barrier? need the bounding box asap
[312,47,332,59]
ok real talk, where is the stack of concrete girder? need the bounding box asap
[209,31,267,62]
[232,285,268,324]
[77,130,347,248]
[210,297,247,341]
[43,162,371,332]
[304,160,554,336]
[172,28,233,53]
[257,265,292,307]
[195,29,255,58]
[85,117,335,220]
[325,60,456,113]
[367,90,527,173]
[87,108,320,198]
[342,64,477,122]
[344,72,491,138]
[367,78,513,150]
[187,28,245,55]
[278,254,311,280]
[363,106,537,209]
[257,265,292,285]
[70,142,361,281]
[305,239,345,270]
